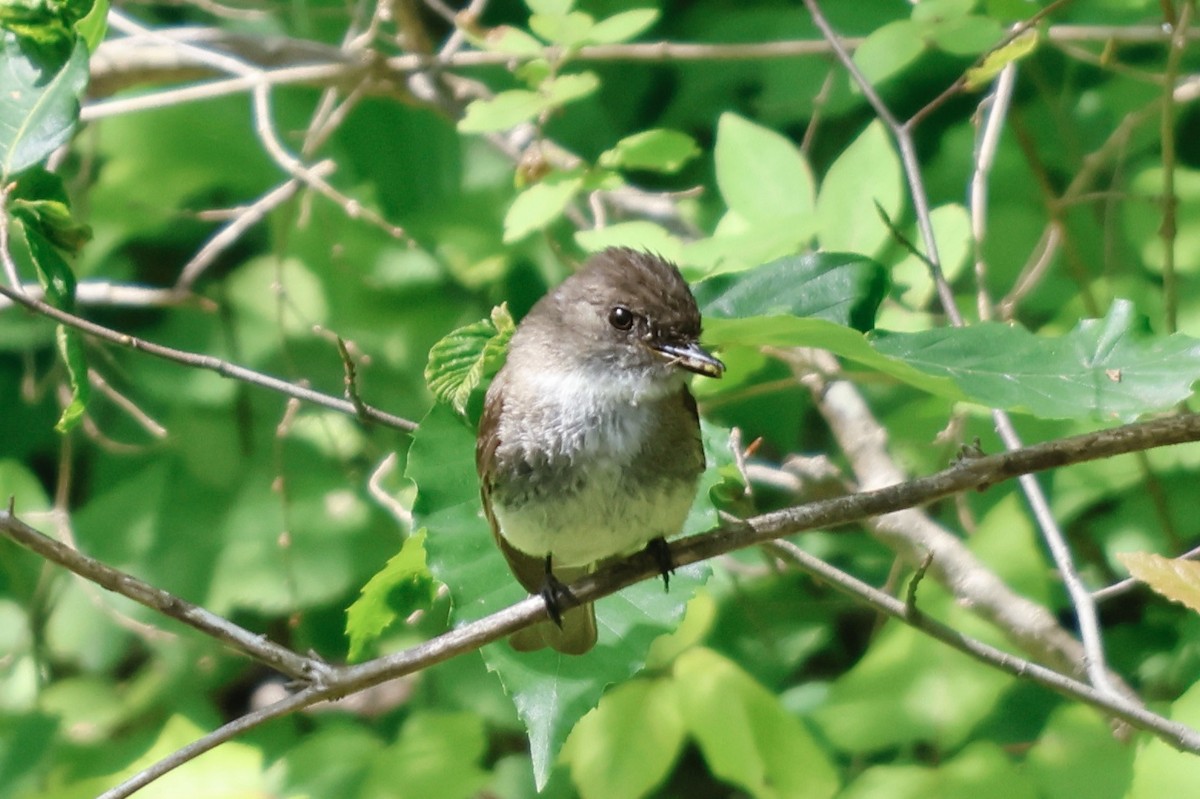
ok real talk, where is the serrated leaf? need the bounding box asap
[599,128,699,174]
[964,28,1039,90]
[503,174,583,242]
[413,403,730,789]
[872,300,1200,421]
[424,304,515,416]
[693,252,889,333]
[345,531,434,661]
[1118,552,1200,614]
[0,32,89,177]
[458,90,548,133]
[585,8,658,44]
[715,113,814,225]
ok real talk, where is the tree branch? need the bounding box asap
[8,411,1200,797]
[0,281,418,432]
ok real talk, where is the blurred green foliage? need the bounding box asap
[4,0,1200,797]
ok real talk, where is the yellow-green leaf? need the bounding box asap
[1118,552,1200,614]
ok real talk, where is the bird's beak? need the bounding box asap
[652,340,725,378]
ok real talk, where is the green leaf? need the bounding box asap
[413,404,729,789]
[0,32,88,178]
[65,715,269,797]
[361,712,489,799]
[927,15,1003,57]
[458,90,548,133]
[1118,552,1200,615]
[1025,704,1134,799]
[890,203,971,308]
[9,213,88,431]
[1128,680,1200,799]
[852,20,924,86]
[345,531,435,661]
[910,0,975,22]
[526,0,572,14]
[11,196,90,252]
[53,322,86,432]
[561,678,686,798]
[813,605,1011,752]
[541,70,600,105]
[575,220,684,263]
[599,128,700,173]
[714,113,815,225]
[675,648,839,799]
[964,28,1039,90]
[480,25,544,56]
[872,300,1200,421]
[424,304,515,416]
[703,316,962,401]
[815,121,903,256]
[529,10,594,48]
[75,0,106,52]
[585,8,659,44]
[503,173,583,242]
[692,252,889,333]
[840,741,1038,799]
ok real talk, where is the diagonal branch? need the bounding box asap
[0,280,418,432]
[7,411,1200,798]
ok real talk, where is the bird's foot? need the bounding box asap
[539,556,580,628]
[644,537,675,591]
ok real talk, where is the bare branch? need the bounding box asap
[0,280,418,432]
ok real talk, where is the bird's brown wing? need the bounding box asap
[476,373,548,595]
[476,373,597,654]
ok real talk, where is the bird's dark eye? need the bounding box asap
[608,306,635,331]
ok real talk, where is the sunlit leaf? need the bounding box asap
[693,251,889,332]
[872,300,1200,421]
[599,128,700,173]
[0,32,88,177]
[425,304,515,416]
[815,121,903,256]
[413,404,729,789]
[1118,552,1200,615]
[964,29,1039,90]
[585,8,658,44]
[346,531,435,661]
[714,113,814,225]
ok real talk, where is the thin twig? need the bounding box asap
[175,162,336,291]
[805,0,1134,700]
[0,281,418,432]
[0,509,325,682]
[58,411,1200,797]
[1159,0,1192,333]
[969,62,1017,321]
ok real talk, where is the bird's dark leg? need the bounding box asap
[644,537,675,591]
[539,555,579,628]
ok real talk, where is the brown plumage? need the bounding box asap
[476,248,722,654]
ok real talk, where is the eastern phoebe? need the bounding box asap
[476,248,724,654]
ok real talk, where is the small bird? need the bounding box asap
[476,248,724,654]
